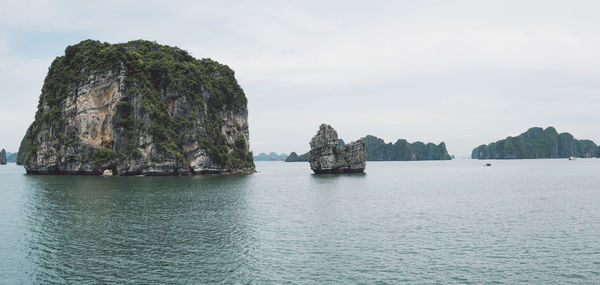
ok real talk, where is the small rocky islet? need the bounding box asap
[309,124,366,174]
[19,39,254,176]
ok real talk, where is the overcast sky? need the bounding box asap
[1,0,600,157]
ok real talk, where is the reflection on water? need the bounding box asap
[23,174,257,283]
[1,160,600,283]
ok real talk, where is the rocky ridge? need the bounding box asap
[309,124,365,174]
[472,127,597,159]
[287,135,450,162]
[363,135,451,161]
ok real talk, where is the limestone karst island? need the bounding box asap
[19,40,254,176]
[308,124,366,174]
[472,127,598,159]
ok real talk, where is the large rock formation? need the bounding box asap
[0,149,6,165]
[309,124,365,174]
[472,127,597,159]
[20,40,254,175]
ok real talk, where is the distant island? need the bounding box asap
[285,152,310,162]
[286,135,451,162]
[254,152,288,161]
[19,39,254,175]
[6,152,18,163]
[472,127,598,159]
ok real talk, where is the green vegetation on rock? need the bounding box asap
[22,39,254,175]
[472,127,598,159]
[229,136,254,168]
[94,148,117,165]
[285,152,310,162]
[286,135,451,162]
[363,135,451,161]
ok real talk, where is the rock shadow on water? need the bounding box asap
[310,172,367,185]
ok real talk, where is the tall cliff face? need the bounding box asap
[472,127,597,159]
[0,149,6,165]
[309,124,366,174]
[22,40,254,175]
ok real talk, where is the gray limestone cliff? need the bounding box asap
[0,149,6,165]
[21,40,254,175]
[309,124,365,174]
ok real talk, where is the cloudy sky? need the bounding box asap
[1,0,600,157]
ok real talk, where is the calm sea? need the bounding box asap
[1,160,599,284]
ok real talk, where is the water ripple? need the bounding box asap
[0,161,599,283]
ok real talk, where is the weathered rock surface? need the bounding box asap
[21,40,254,175]
[0,149,6,165]
[309,124,365,174]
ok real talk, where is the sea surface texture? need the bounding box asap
[1,160,599,283]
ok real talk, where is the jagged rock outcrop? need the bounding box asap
[309,124,365,174]
[0,149,6,165]
[472,127,597,159]
[20,40,254,175]
[286,139,343,162]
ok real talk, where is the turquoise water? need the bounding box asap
[1,160,599,284]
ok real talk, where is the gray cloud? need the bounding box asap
[1,0,600,156]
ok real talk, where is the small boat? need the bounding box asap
[568,156,576,161]
[484,163,492,166]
